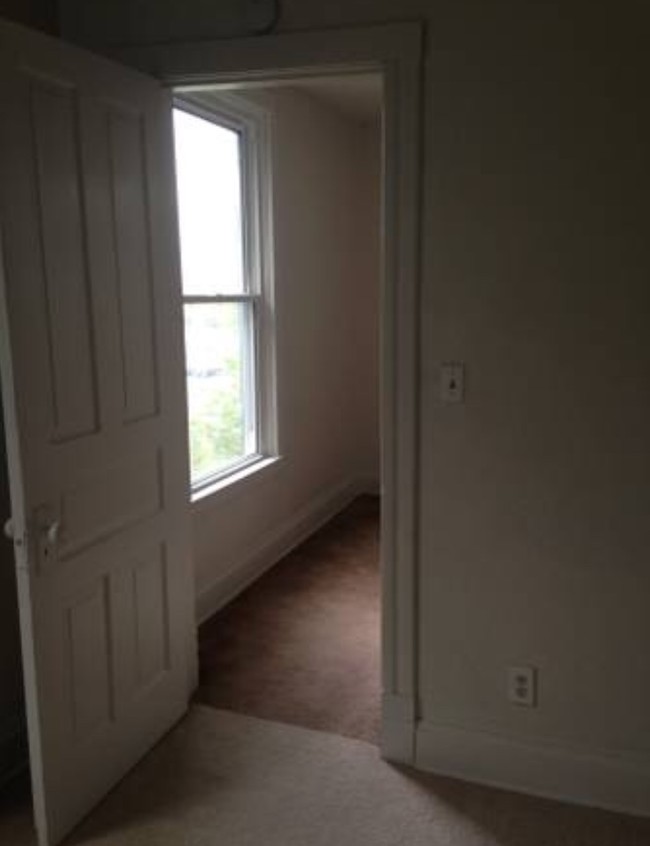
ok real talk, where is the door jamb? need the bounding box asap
[117,21,423,763]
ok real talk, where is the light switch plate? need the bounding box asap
[440,362,465,403]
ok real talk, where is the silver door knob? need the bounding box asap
[3,518,14,540]
[45,521,60,545]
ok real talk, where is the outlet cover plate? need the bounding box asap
[508,665,537,707]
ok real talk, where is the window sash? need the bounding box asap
[183,294,260,482]
[184,298,259,488]
[174,100,261,300]
[183,294,259,304]
[174,93,275,496]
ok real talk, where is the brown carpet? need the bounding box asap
[196,495,380,743]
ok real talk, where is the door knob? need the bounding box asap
[45,521,60,545]
[3,517,14,540]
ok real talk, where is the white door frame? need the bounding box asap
[118,22,423,762]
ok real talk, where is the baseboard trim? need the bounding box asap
[0,714,28,790]
[381,693,415,764]
[196,477,368,624]
[416,720,650,819]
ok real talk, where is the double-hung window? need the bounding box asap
[172,98,274,495]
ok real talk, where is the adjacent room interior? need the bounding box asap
[171,75,383,743]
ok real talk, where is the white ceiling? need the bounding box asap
[286,74,383,125]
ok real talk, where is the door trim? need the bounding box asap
[117,21,424,761]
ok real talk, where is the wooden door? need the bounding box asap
[0,19,196,846]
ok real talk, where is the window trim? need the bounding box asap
[173,93,278,500]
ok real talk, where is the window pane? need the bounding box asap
[173,108,245,295]
[184,302,256,483]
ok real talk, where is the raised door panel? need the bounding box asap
[133,548,170,687]
[9,75,99,443]
[66,579,113,738]
[109,109,159,424]
[28,78,99,442]
[57,542,172,747]
[110,543,171,709]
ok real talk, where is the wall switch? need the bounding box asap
[507,665,537,707]
[440,362,465,403]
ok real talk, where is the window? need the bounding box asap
[173,99,274,494]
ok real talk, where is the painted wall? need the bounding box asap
[190,87,380,614]
[0,0,57,32]
[275,2,650,769]
[55,0,650,807]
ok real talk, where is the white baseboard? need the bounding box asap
[416,720,650,819]
[196,477,368,624]
[381,693,415,764]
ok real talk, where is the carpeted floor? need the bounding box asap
[197,495,381,743]
[5,499,650,845]
[3,706,650,846]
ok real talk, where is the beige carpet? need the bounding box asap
[3,706,650,846]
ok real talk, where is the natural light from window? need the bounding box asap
[173,107,258,488]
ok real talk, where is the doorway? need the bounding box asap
[120,19,423,765]
[172,74,383,743]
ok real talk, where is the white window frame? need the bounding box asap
[173,93,278,500]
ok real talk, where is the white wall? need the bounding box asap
[56,0,650,814]
[191,87,380,617]
[284,4,648,795]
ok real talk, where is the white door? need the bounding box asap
[0,19,197,846]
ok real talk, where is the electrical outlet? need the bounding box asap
[507,665,537,707]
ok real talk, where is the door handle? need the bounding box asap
[4,517,26,550]
[45,521,60,546]
[3,517,14,540]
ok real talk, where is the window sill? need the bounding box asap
[191,455,283,511]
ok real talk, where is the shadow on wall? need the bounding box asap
[0,390,26,788]
[0,0,59,34]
